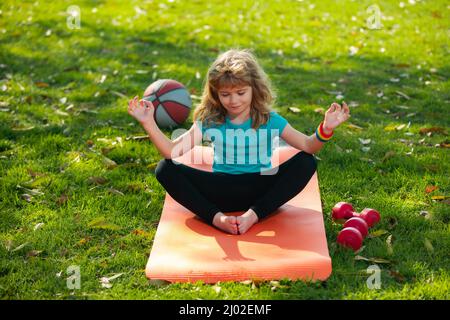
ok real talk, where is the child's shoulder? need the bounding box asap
[267,110,288,129]
[268,110,287,122]
[269,110,280,117]
[268,110,286,117]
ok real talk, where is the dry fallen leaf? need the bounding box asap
[56,194,68,205]
[368,229,389,238]
[101,147,115,155]
[355,256,392,264]
[270,280,281,288]
[424,238,434,253]
[4,240,13,251]
[98,74,107,84]
[131,229,152,237]
[27,168,46,179]
[347,123,364,131]
[88,216,121,231]
[386,235,394,255]
[419,211,430,219]
[116,137,123,147]
[354,255,369,262]
[358,138,371,145]
[108,188,124,196]
[419,127,448,136]
[102,157,117,170]
[21,194,33,202]
[17,185,44,196]
[384,124,397,132]
[11,242,29,252]
[33,222,45,231]
[128,135,149,141]
[27,250,42,258]
[314,107,325,114]
[381,151,396,162]
[110,91,127,99]
[148,279,171,287]
[251,279,264,288]
[288,107,301,113]
[431,195,448,201]
[395,91,411,100]
[425,185,439,194]
[77,237,92,246]
[147,162,159,171]
[394,63,410,68]
[35,81,49,88]
[88,176,108,185]
[389,270,406,282]
[100,273,124,288]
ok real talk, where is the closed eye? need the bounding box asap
[219,90,247,97]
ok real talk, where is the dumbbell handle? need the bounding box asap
[332,202,358,220]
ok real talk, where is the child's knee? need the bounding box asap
[155,158,175,182]
[293,152,317,172]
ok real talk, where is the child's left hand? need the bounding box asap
[323,102,350,132]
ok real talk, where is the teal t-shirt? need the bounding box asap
[197,111,288,174]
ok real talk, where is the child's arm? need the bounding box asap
[281,102,350,154]
[128,97,202,159]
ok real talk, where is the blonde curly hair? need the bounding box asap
[193,49,275,129]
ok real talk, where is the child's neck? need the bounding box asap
[227,108,251,125]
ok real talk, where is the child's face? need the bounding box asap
[218,85,252,116]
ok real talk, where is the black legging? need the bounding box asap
[155,150,317,226]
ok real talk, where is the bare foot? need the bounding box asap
[212,212,238,235]
[236,209,259,235]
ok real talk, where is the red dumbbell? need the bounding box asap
[359,208,381,228]
[337,217,369,251]
[332,202,380,227]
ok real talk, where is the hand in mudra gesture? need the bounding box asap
[127,96,155,124]
[323,101,351,131]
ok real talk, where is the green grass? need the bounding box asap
[0,0,449,299]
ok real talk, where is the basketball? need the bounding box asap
[142,79,192,128]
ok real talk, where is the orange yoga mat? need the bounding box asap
[145,146,332,283]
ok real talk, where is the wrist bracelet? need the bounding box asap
[315,121,333,142]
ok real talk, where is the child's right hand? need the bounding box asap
[127,96,155,125]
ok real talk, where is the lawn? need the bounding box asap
[0,0,449,299]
